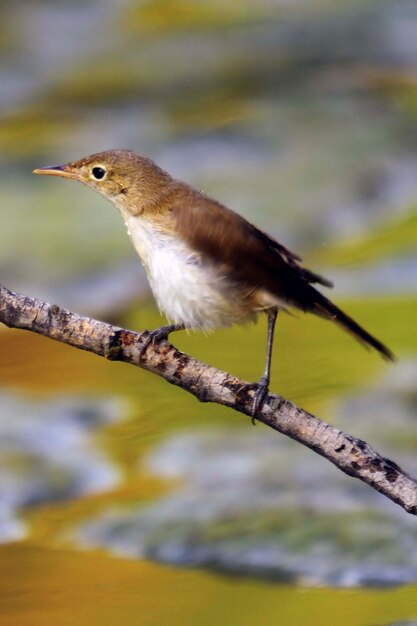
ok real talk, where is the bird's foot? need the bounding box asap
[138,325,174,361]
[251,376,270,424]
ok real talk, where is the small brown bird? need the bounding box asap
[34,149,394,415]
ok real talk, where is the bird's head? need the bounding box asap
[33,149,172,215]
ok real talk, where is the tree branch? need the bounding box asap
[1,283,416,515]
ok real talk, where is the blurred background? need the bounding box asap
[0,1,417,625]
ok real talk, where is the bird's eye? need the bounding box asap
[91,166,106,180]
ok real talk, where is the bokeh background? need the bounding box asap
[0,1,417,625]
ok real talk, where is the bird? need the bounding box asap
[33,149,394,417]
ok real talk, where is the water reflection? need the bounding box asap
[76,361,417,588]
[0,393,122,541]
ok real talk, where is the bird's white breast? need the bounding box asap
[121,213,253,330]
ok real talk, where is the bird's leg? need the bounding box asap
[252,309,278,422]
[139,323,186,361]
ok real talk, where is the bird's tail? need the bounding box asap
[309,290,395,361]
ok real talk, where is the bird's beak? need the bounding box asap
[32,164,79,180]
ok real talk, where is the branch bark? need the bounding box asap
[1,283,416,515]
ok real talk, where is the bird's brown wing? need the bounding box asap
[170,189,332,307]
[170,188,394,361]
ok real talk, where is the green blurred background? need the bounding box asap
[0,1,417,625]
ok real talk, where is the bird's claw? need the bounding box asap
[251,377,269,424]
[138,328,169,361]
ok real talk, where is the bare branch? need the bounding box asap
[1,283,416,515]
